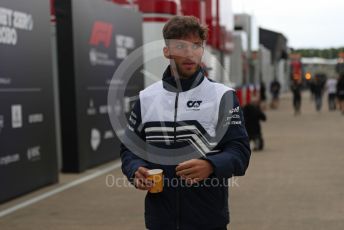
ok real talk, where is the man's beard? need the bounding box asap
[174,62,199,79]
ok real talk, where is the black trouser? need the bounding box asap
[249,133,264,150]
[293,94,301,113]
[328,93,336,110]
[315,94,322,111]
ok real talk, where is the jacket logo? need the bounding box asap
[89,21,113,48]
[187,100,202,110]
[229,106,240,114]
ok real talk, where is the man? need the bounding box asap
[120,16,251,230]
[337,73,344,114]
[270,79,281,109]
[291,78,302,115]
[243,96,267,150]
[325,77,337,111]
[313,75,325,112]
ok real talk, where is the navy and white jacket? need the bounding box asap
[120,66,251,230]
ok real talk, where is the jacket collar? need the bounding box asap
[162,65,205,92]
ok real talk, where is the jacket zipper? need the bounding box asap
[174,92,179,142]
[174,92,180,230]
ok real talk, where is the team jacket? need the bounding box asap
[120,66,251,230]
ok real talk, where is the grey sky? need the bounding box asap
[231,0,344,49]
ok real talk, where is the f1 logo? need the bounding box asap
[89,21,113,48]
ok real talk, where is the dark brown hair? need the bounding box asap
[163,16,208,41]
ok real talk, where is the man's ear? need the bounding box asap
[163,46,171,59]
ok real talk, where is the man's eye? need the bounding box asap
[193,43,204,50]
[176,44,185,49]
[192,44,202,49]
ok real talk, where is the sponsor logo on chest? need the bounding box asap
[186,100,202,111]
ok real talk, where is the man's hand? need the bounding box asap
[175,159,214,184]
[134,167,153,190]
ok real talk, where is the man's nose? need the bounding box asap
[183,45,193,56]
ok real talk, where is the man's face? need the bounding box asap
[164,34,204,79]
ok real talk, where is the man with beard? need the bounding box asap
[120,16,251,230]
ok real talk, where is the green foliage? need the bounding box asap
[293,47,344,59]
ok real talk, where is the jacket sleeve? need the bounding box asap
[120,99,148,183]
[205,90,251,179]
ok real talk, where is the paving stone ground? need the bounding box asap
[1,92,343,230]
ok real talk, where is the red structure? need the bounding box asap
[180,0,220,49]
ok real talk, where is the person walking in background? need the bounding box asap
[337,73,344,115]
[243,97,267,151]
[313,75,325,112]
[309,79,315,101]
[270,79,281,109]
[260,81,267,110]
[291,78,302,115]
[326,77,337,111]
